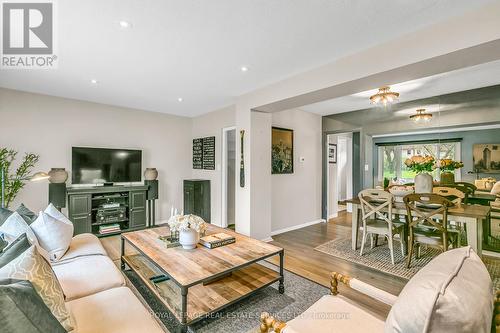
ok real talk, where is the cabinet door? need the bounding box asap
[183,181,195,215]
[129,191,146,228]
[68,194,91,235]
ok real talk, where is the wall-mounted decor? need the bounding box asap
[328,144,337,164]
[473,144,500,173]
[272,127,293,174]
[240,130,245,187]
[192,136,215,170]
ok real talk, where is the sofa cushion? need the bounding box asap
[52,255,125,301]
[0,245,74,331]
[385,246,493,333]
[0,278,66,333]
[0,207,13,226]
[15,204,37,224]
[66,286,164,333]
[31,211,73,262]
[0,234,31,269]
[54,233,107,263]
[285,294,384,333]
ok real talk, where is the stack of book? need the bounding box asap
[98,224,121,235]
[199,233,235,249]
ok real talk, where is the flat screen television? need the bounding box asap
[72,147,142,185]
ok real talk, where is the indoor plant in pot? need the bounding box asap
[436,159,463,185]
[404,155,435,193]
[167,214,206,249]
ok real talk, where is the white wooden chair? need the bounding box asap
[358,189,405,265]
[433,186,466,246]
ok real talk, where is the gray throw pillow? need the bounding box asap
[0,234,31,269]
[15,204,37,224]
[0,278,66,333]
[0,207,13,226]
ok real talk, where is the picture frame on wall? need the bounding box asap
[272,127,294,174]
[473,143,500,173]
[328,143,337,164]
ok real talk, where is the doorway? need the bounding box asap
[326,132,354,221]
[222,127,236,229]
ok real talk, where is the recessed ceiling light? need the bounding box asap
[119,20,131,29]
[178,97,183,102]
[240,66,248,72]
[90,79,98,84]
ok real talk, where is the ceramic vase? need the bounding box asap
[179,229,199,249]
[440,171,455,185]
[414,172,433,193]
[48,168,68,184]
[144,168,158,180]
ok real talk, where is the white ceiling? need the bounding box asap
[0,0,496,117]
[301,60,500,115]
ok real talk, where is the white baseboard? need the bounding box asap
[261,237,274,242]
[328,214,337,220]
[270,219,326,236]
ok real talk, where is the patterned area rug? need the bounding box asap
[315,237,500,289]
[125,261,329,333]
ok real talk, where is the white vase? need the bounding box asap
[414,173,433,193]
[179,229,199,249]
[48,168,68,184]
[144,168,158,180]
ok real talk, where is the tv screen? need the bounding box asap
[72,147,142,184]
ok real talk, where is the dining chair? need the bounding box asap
[358,189,405,265]
[433,187,466,245]
[403,193,457,268]
[448,182,476,204]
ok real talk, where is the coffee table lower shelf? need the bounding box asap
[122,254,281,326]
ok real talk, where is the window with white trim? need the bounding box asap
[377,141,461,183]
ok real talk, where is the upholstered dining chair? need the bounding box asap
[403,193,457,268]
[358,189,405,265]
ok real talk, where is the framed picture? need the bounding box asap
[272,127,293,174]
[473,143,500,173]
[328,144,337,164]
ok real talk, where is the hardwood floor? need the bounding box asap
[101,211,402,318]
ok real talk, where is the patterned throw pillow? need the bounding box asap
[0,245,74,331]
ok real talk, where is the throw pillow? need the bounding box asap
[491,181,500,195]
[0,234,31,269]
[0,212,39,246]
[44,203,74,229]
[30,212,73,262]
[15,204,37,224]
[0,245,73,331]
[0,278,66,333]
[0,207,13,226]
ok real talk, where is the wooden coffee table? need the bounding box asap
[120,224,284,333]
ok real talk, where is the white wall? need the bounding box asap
[191,105,236,226]
[271,109,322,234]
[0,88,192,221]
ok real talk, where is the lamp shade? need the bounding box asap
[30,172,50,182]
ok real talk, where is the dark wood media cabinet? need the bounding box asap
[67,185,148,237]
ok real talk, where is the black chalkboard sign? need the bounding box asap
[202,136,215,170]
[192,138,203,169]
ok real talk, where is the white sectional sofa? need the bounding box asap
[52,233,164,333]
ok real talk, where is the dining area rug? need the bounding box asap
[315,237,500,289]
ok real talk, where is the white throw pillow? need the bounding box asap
[384,246,493,333]
[0,211,39,245]
[31,211,73,262]
[45,203,73,226]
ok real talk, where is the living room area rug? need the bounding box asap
[314,237,500,289]
[124,262,329,333]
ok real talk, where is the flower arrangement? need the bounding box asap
[404,155,435,173]
[167,214,206,233]
[435,159,464,171]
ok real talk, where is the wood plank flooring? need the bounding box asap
[100,211,406,319]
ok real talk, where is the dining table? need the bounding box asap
[345,197,491,257]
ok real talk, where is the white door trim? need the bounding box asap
[221,126,236,228]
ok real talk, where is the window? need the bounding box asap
[378,141,461,183]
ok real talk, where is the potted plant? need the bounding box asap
[167,214,206,249]
[436,159,463,185]
[404,155,435,193]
